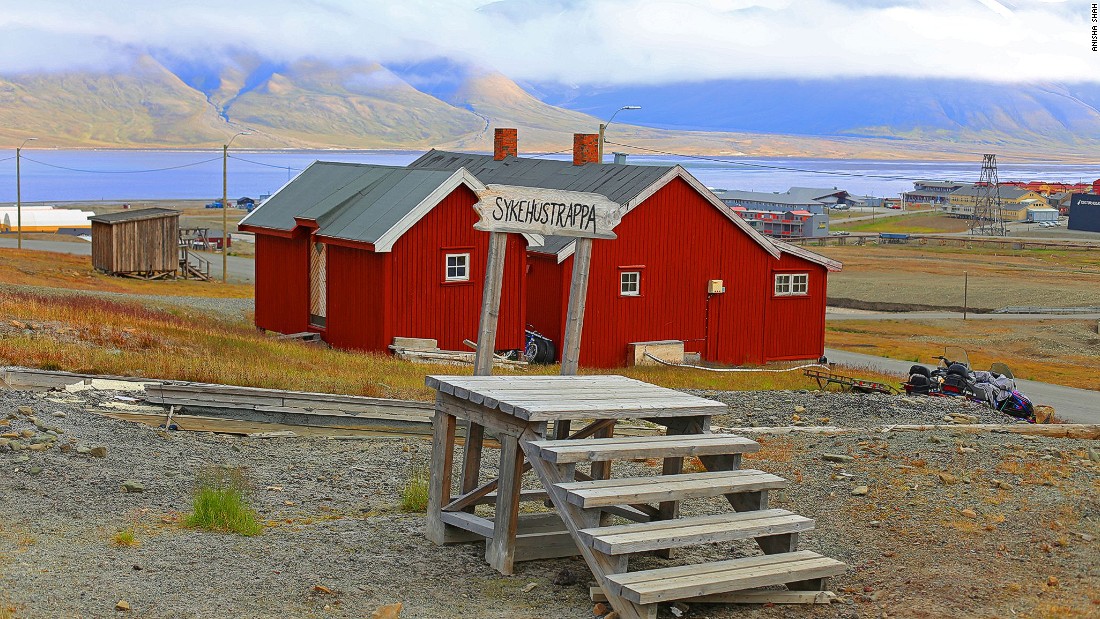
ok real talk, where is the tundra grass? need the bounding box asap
[831,211,970,234]
[0,288,900,400]
[0,247,251,298]
[826,319,1100,391]
[184,467,262,537]
[399,470,430,513]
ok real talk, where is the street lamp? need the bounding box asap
[15,137,37,249]
[598,105,640,164]
[222,131,250,283]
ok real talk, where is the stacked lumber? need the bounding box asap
[144,382,433,425]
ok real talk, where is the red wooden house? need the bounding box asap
[409,134,841,368]
[238,162,529,353]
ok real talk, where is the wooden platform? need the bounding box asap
[425,374,847,619]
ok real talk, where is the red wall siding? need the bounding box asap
[552,177,827,369]
[525,252,564,347]
[573,177,770,367]
[763,255,829,361]
[324,244,388,352]
[254,232,310,334]
[389,185,526,351]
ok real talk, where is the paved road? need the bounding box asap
[826,310,1100,321]
[0,238,256,283]
[823,348,1099,424]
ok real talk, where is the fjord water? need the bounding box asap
[1,150,1097,203]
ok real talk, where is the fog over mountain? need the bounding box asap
[1,1,1097,158]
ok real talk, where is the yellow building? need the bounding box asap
[942,186,1047,221]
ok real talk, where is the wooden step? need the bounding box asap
[578,508,813,555]
[604,550,847,605]
[528,434,759,464]
[557,469,786,509]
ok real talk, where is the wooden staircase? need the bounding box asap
[179,245,212,281]
[520,432,846,619]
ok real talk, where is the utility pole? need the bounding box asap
[15,137,37,249]
[598,106,640,164]
[222,132,250,283]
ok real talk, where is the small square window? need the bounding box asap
[620,271,640,296]
[775,273,808,296]
[445,253,470,282]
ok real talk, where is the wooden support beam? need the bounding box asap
[426,409,478,543]
[473,231,508,376]
[485,434,525,575]
[560,237,593,376]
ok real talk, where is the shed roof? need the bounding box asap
[238,162,479,250]
[88,208,180,224]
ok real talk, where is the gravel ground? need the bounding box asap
[1,387,1097,619]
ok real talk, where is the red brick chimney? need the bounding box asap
[494,128,518,160]
[573,133,599,166]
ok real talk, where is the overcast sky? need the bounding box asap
[0,0,1094,83]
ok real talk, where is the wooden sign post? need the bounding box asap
[471,184,622,377]
[471,184,622,435]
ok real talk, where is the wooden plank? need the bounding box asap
[439,510,495,538]
[558,470,787,508]
[485,434,525,575]
[561,236,593,375]
[590,588,837,605]
[519,432,653,619]
[472,184,622,239]
[434,393,532,438]
[531,434,759,464]
[460,421,485,514]
[474,231,508,375]
[426,408,463,544]
[578,509,814,555]
[521,404,728,423]
[606,551,847,605]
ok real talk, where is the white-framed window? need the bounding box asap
[445,253,470,282]
[774,273,808,296]
[620,271,641,296]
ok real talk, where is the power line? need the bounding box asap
[18,156,221,174]
[0,156,14,163]
[604,140,1100,184]
[528,147,573,159]
[228,154,305,171]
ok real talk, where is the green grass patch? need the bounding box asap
[184,467,263,536]
[400,469,430,513]
[110,529,138,547]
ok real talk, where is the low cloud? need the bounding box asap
[0,0,1094,83]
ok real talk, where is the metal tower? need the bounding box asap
[970,154,1006,236]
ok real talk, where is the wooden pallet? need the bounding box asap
[521,432,846,619]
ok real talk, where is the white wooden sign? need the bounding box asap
[473,184,622,239]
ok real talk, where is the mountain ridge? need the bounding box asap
[2,54,1099,162]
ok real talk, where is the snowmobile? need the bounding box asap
[904,346,1036,422]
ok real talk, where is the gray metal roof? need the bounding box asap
[714,189,823,207]
[786,187,847,203]
[239,161,460,245]
[950,185,1031,199]
[88,208,180,224]
[407,150,674,206]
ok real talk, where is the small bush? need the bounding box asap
[184,467,263,536]
[400,470,430,513]
[111,529,138,547]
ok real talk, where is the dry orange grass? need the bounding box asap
[826,318,1100,391]
[0,248,251,298]
[0,288,893,400]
